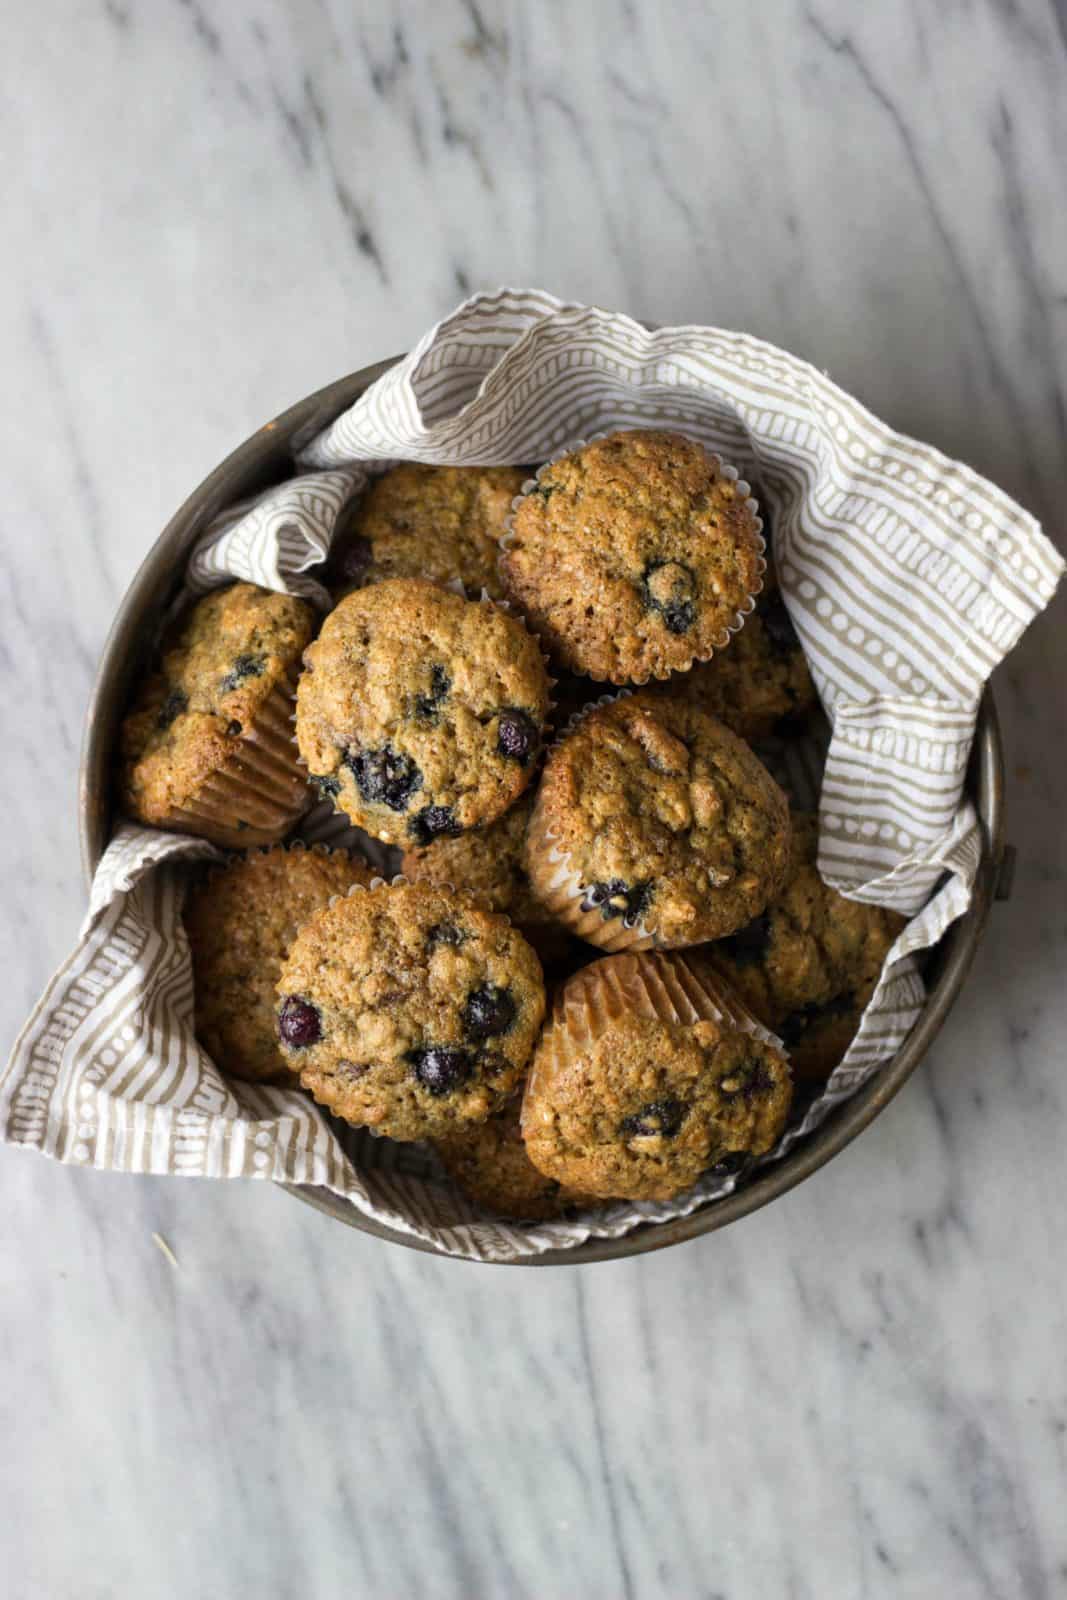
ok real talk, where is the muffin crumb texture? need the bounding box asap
[276,881,546,1141]
[295,578,550,847]
[707,813,905,1080]
[528,691,791,949]
[502,430,763,682]
[184,845,372,1084]
[521,954,792,1201]
[329,463,526,599]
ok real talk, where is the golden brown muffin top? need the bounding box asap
[121,583,315,822]
[661,597,818,742]
[521,954,791,1201]
[275,880,546,1141]
[184,845,372,1085]
[295,579,551,847]
[434,1090,593,1221]
[705,813,905,1081]
[329,463,525,599]
[502,430,763,682]
[528,692,791,947]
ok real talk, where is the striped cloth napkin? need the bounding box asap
[4,291,1061,1262]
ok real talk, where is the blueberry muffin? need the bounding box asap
[658,595,818,741]
[120,583,315,847]
[184,845,372,1084]
[327,463,526,599]
[707,814,906,1081]
[521,952,792,1201]
[501,430,763,683]
[295,578,551,848]
[526,691,791,951]
[401,793,572,969]
[275,881,546,1140]
[434,1090,592,1221]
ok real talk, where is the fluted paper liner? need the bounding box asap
[156,669,312,848]
[3,289,1062,1264]
[524,951,784,1124]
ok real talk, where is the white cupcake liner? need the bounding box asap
[497,431,767,684]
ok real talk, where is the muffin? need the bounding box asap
[521,952,792,1201]
[659,594,818,741]
[706,814,906,1081]
[184,844,372,1084]
[327,463,525,599]
[501,430,763,682]
[526,691,791,951]
[120,582,315,847]
[401,793,571,968]
[434,1091,592,1221]
[295,579,551,848]
[275,880,546,1140]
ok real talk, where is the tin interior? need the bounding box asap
[78,362,1006,1266]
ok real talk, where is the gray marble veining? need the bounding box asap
[3,1,1066,1596]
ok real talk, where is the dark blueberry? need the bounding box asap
[411,663,452,723]
[462,984,517,1040]
[311,774,341,800]
[220,653,265,693]
[579,878,654,929]
[708,1150,753,1179]
[277,996,322,1049]
[761,596,799,655]
[346,745,423,811]
[333,533,374,586]
[496,708,540,765]
[720,913,772,968]
[779,991,854,1047]
[408,1045,474,1097]
[426,921,465,950]
[532,480,558,503]
[226,719,243,737]
[620,1098,689,1139]
[156,688,187,729]
[409,805,462,845]
[641,560,697,635]
[719,1058,775,1102]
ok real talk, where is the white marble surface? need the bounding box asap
[4,2,1066,1595]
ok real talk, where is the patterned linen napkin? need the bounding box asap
[4,290,1061,1262]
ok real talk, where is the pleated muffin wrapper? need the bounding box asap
[498,433,767,686]
[521,950,790,1192]
[156,665,313,850]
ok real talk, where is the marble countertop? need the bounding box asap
[5,3,1066,1595]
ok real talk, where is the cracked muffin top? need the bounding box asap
[521,953,792,1201]
[294,578,551,848]
[501,429,763,682]
[120,582,315,824]
[706,813,905,1081]
[660,593,818,741]
[275,880,546,1141]
[327,463,526,600]
[527,691,791,948]
[184,844,372,1085]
